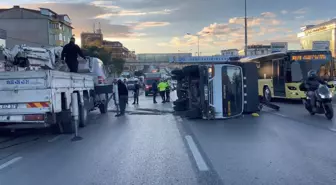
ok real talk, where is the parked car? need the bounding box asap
[127,78,139,90]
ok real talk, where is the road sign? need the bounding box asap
[271,42,288,53]
[169,56,237,63]
[313,41,330,50]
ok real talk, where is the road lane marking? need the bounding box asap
[0,157,22,170]
[270,112,289,118]
[185,135,209,172]
[48,135,63,143]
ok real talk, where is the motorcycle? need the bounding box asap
[302,84,334,120]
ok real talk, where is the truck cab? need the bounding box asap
[171,56,260,120]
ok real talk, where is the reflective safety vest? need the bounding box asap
[158,82,167,92]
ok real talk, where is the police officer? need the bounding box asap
[158,80,167,103]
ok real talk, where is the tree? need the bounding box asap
[110,58,125,75]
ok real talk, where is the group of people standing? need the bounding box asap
[113,78,171,117]
[151,79,170,104]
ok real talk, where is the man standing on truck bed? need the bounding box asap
[61,37,86,73]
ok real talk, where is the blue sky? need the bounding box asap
[1,0,335,55]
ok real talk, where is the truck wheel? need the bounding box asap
[60,110,76,134]
[99,102,108,114]
[79,96,89,127]
[171,69,183,76]
[186,108,202,119]
[172,75,184,81]
[183,65,199,77]
[173,105,187,112]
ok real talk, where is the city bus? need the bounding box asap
[241,50,335,102]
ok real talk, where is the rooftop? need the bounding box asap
[0,6,72,27]
[303,18,336,31]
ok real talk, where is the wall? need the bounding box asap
[0,8,49,47]
[0,19,49,47]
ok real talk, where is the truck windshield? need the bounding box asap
[222,65,243,117]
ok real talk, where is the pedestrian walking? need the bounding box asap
[132,80,140,105]
[152,80,158,104]
[165,80,171,102]
[158,80,167,103]
[61,37,86,73]
[116,79,128,117]
[123,78,129,105]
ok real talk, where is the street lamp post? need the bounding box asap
[187,33,209,58]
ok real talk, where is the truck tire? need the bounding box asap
[183,65,199,77]
[60,110,76,134]
[173,105,187,112]
[99,101,108,114]
[186,108,202,119]
[171,69,183,76]
[172,75,184,81]
[173,99,188,106]
[79,96,89,127]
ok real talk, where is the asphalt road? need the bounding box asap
[1,93,336,185]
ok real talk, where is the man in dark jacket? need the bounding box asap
[116,79,128,117]
[132,80,140,105]
[152,80,158,104]
[61,37,86,72]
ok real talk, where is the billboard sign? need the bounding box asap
[312,41,330,50]
[271,42,288,53]
[169,56,237,63]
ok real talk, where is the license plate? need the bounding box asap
[0,104,18,109]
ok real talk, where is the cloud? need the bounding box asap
[90,0,120,9]
[128,21,170,30]
[295,16,305,20]
[158,12,295,50]
[261,12,276,18]
[293,8,308,14]
[281,10,288,14]
[94,9,175,19]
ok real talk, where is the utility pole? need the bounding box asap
[244,0,248,57]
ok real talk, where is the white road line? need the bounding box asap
[0,157,22,170]
[48,135,63,143]
[270,112,289,118]
[185,135,209,171]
